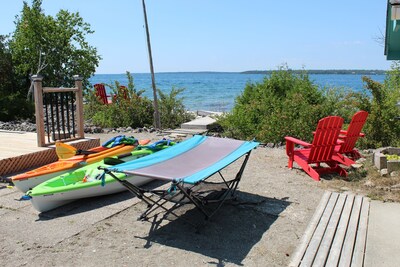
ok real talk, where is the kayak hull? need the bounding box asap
[12,144,136,192]
[30,174,151,213]
[28,141,174,213]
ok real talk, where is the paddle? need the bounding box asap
[55,141,97,160]
[55,139,152,160]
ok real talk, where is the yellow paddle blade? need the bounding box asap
[55,141,78,160]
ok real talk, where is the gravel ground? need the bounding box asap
[0,130,326,267]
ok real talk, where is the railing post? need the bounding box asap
[74,75,85,138]
[32,75,46,147]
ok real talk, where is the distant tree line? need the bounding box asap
[241,69,387,75]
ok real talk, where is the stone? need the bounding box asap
[374,152,387,170]
[380,168,388,177]
[351,163,364,169]
[391,183,400,189]
[356,158,367,163]
[266,143,274,148]
[363,149,371,154]
[364,180,375,187]
[387,160,400,174]
[390,171,400,177]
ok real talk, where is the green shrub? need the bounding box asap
[219,64,400,149]
[157,87,195,129]
[219,66,333,143]
[84,72,154,128]
[84,72,194,129]
[358,63,400,148]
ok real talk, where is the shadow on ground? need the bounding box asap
[36,180,168,220]
[136,191,291,266]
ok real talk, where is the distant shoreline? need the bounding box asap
[241,69,387,75]
[94,70,387,75]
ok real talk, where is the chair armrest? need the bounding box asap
[285,136,311,147]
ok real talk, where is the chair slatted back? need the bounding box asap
[339,111,368,154]
[94,84,108,104]
[308,116,344,163]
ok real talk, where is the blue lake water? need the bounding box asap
[89,72,386,112]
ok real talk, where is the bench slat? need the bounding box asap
[290,192,370,267]
[300,192,339,267]
[289,191,332,267]
[339,195,363,267]
[351,198,370,267]
[312,193,347,266]
[324,194,355,266]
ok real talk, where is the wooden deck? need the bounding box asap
[0,131,99,177]
[289,191,370,267]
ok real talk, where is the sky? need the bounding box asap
[0,0,393,74]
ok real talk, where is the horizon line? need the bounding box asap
[93,69,389,75]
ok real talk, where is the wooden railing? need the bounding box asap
[32,75,85,147]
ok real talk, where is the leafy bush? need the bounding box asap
[219,64,400,149]
[219,66,333,143]
[358,63,400,148]
[157,87,195,129]
[84,72,153,128]
[85,72,194,129]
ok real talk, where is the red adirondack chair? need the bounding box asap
[94,84,112,104]
[285,116,347,181]
[335,110,369,166]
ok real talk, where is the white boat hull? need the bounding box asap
[30,175,152,213]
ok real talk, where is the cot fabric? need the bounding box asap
[113,135,259,184]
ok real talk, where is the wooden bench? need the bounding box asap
[289,191,370,267]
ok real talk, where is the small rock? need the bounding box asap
[266,143,274,148]
[356,158,366,163]
[364,180,375,187]
[380,169,388,177]
[341,187,350,191]
[93,127,102,133]
[391,171,399,177]
[351,163,363,169]
[391,183,400,189]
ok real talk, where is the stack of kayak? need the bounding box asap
[12,135,150,192]
[26,139,175,212]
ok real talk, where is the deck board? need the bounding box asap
[0,131,99,176]
[290,191,370,267]
[312,193,346,266]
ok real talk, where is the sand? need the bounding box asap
[0,132,326,267]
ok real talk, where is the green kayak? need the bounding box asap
[27,140,175,212]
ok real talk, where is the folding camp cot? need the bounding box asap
[99,135,259,228]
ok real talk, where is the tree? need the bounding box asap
[10,0,101,90]
[0,35,34,121]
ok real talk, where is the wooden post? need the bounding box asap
[74,75,85,139]
[32,75,46,147]
[142,0,161,129]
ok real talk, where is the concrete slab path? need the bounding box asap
[365,200,400,267]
